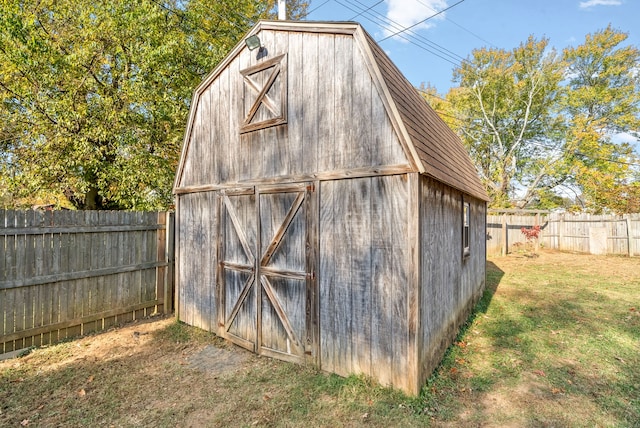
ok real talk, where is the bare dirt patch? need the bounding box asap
[0,316,423,427]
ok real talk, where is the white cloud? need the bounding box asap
[579,0,622,9]
[384,0,448,40]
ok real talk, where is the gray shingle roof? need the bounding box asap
[360,28,489,201]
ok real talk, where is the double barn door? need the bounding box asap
[218,183,316,363]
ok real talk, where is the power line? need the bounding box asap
[335,0,468,66]
[307,0,332,15]
[416,88,450,103]
[358,0,468,62]
[306,0,482,76]
[148,0,258,34]
[414,0,497,48]
[377,0,466,43]
[442,16,497,48]
[312,0,502,100]
[341,0,497,86]
[344,0,494,87]
[348,0,384,21]
[334,0,455,65]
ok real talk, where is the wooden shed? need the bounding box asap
[173,20,490,395]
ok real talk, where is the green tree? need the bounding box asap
[0,0,307,210]
[445,27,640,212]
[562,25,640,213]
[448,36,566,208]
[418,82,459,130]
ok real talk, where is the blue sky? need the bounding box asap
[304,0,640,94]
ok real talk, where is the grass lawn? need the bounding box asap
[1,250,639,427]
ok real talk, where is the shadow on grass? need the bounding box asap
[0,319,434,427]
[479,260,504,313]
[417,261,504,412]
[419,256,640,426]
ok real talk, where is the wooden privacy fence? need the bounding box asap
[487,210,640,256]
[487,210,545,256]
[1,210,174,355]
[544,212,639,256]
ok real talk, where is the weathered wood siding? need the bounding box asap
[544,213,640,256]
[487,212,540,255]
[257,185,312,361]
[178,185,315,363]
[0,210,172,354]
[418,177,486,387]
[487,212,640,256]
[177,192,218,331]
[319,175,410,389]
[176,30,408,189]
[174,22,490,396]
[219,189,257,349]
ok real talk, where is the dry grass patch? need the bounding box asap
[422,250,640,427]
[0,316,426,427]
[1,250,638,427]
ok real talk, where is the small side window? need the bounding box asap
[463,201,470,258]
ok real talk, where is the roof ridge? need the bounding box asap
[359,29,489,201]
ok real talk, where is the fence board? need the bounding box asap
[488,211,640,257]
[1,210,173,355]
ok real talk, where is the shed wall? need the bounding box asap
[174,22,489,396]
[418,176,486,386]
[177,30,408,189]
[177,192,218,331]
[319,174,410,390]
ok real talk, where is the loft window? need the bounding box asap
[239,53,287,133]
[463,201,470,258]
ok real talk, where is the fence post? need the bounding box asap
[174,199,180,321]
[156,212,167,314]
[165,212,175,313]
[559,214,564,251]
[501,213,508,255]
[535,213,540,253]
[627,217,634,257]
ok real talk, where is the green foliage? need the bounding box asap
[448,36,566,208]
[445,26,640,212]
[562,25,640,213]
[0,0,307,210]
[526,188,568,210]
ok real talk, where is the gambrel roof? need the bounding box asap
[174,20,489,201]
[360,29,489,201]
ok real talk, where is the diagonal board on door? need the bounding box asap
[220,189,257,350]
[219,184,313,363]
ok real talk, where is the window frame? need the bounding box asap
[462,199,471,259]
[239,53,288,134]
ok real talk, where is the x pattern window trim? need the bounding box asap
[239,53,288,133]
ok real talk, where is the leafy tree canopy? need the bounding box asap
[426,25,640,213]
[0,0,308,210]
[562,25,640,213]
